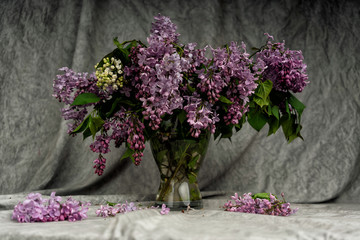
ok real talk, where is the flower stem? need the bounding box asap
[157,143,191,201]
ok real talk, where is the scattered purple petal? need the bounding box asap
[160,204,170,215]
[95,202,170,218]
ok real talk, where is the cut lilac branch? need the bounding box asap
[223,192,298,216]
[12,192,90,223]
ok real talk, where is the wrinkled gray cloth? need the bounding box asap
[1,0,360,207]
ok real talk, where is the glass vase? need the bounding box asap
[150,131,210,210]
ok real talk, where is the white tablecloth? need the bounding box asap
[1,195,360,240]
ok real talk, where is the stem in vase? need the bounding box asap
[157,143,191,201]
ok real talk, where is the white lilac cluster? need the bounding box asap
[12,192,90,223]
[95,202,170,218]
[223,192,298,216]
[95,57,124,91]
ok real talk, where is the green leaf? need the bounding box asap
[296,123,303,135]
[255,80,273,101]
[267,116,280,136]
[124,40,138,51]
[72,115,90,134]
[281,115,293,138]
[177,110,187,124]
[253,96,269,108]
[120,99,137,107]
[269,90,288,106]
[88,117,96,138]
[96,48,122,69]
[252,193,270,200]
[248,110,267,132]
[121,147,135,161]
[288,93,306,116]
[118,48,130,64]
[106,201,117,207]
[219,95,233,104]
[220,125,233,139]
[188,173,197,184]
[83,128,92,140]
[214,128,221,141]
[252,193,277,200]
[284,99,291,116]
[280,114,303,142]
[92,116,105,133]
[71,93,101,106]
[188,155,200,169]
[271,105,280,120]
[234,123,242,132]
[106,98,122,118]
[113,37,123,49]
[288,133,298,143]
[86,115,104,139]
[112,38,131,64]
[187,84,195,93]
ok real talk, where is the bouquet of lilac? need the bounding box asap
[53,14,308,176]
[223,192,298,216]
[12,192,90,223]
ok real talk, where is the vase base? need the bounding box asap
[155,200,203,210]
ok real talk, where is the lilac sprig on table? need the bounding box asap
[95,202,170,217]
[223,192,298,216]
[12,192,90,223]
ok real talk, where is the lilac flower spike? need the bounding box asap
[12,192,90,223]
[257,34,309,93]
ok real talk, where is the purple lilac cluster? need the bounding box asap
[125,116,145,165]
[223,192,298,216]
[89,110,146,175]
[53,67,106,134]
[96,202,170,218]
[216,42,259,125]
[96,201,138,217]
[12,192,90,223]
[184,94,219,137]
[93,154,107,176]
[129,15,184,131]
[257,33,309,93]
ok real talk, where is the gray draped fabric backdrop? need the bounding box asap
[0,0,359,204]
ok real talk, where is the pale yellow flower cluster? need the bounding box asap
[95,57,124,91]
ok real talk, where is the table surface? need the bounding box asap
[1,194,360,240]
